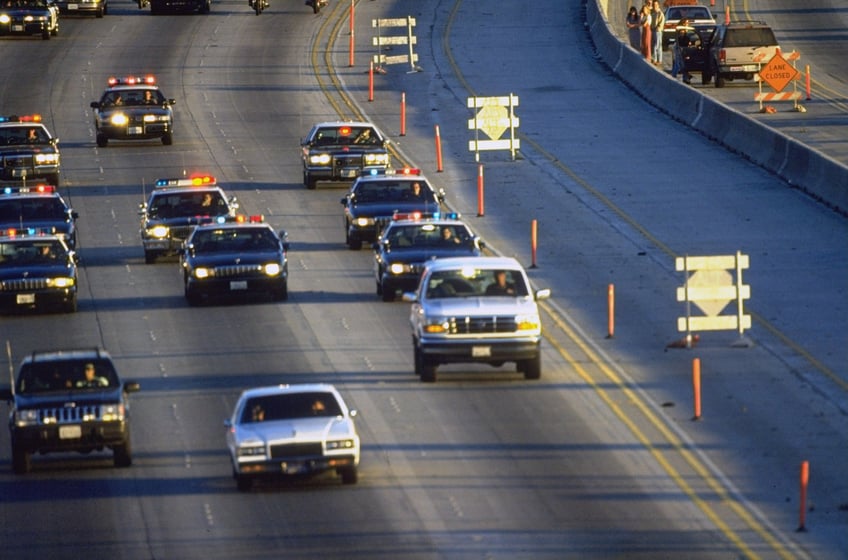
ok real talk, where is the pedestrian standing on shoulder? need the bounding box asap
[626,6,641,50]
[640,4,652,60]
[650,1,665,65]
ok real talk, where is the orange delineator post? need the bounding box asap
[348,0,355,67]
[805,64,811,100]
[798,461,810,531]
[692,358,701,420]
[434,125,443,172]
[724,5,730,24]
[530,219,538,268]
[606,284,614,338]
[476,164,484,217]
[400,92,406,136]
[368,61,374,102]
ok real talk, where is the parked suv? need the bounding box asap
[403,256,550,383]
[709,20,779,88]
[0,348,140,473]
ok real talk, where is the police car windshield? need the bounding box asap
[0,126,48,146]
[0,241,65,265]
[388,224,473,248]
[149,191,226,218]
[354,181,437,204]
[191,228,278,253]
[0,199,66,222]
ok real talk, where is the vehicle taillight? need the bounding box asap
[719,49,726,63]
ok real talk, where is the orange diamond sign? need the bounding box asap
[759,52,799,92]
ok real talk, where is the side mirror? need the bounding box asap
[167,99,177,106]
[437,188,446,201]
[71,211,79,220]
[90,101,100,109]
[123,381,141,393]
[534,288,551,301]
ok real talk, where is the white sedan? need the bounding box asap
[225,384,360,491]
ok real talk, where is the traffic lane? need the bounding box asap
[337,0,847,554]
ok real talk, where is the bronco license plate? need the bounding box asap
[230,280,247,291]
[59,425,82,439]
[471,346,491,358]
[16,294,35,305]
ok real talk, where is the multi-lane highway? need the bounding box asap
[0,1,845,558]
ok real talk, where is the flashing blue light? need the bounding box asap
[3,187,11,194]
[216,216,226,224]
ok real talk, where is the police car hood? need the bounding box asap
[383,245,479,264]
[237,416,354,443]
[0,262,73,280]
[1,7,51,16]
[148,214,224,227]
[98,105,171,118]
[350,200,441,218]
[425,295,538,317]
[0,144,56,156]
[0,219,71,236]
[189,249,281,268]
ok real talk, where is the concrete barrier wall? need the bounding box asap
[585,0,848,215]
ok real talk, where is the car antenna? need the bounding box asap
[5,340,15,397]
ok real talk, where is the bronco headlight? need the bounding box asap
[263,263,282,276]
[364,153,389,166]
[309,153,331,165]
[354,217,375,227]
[14,409,40,427]
[194,267,211,279]
[0,15,10,23]
[47,277,75,288]
[101,404,126,422]
[326,439,356,450]
[35,153,59,165]
[423,318,449,334]
[110,113,129,126]
[515,313,541,331]
[147,225,169,238]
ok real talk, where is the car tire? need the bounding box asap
[96,134,108,148]
[381,283,394,302]
[62,295,77,314]
[42,28,50,40]
[144,250,157,264]
[113,437,132,468]
[348,238,362,250]
[236,475,252,492]
[715,73,725,88]
[46,173,60,187]
[701,71,711,85]
[415,348,437,382]
[375,280,382,296]
[272,282,288,302]
[161,132,173,146]
[340,466,358,485]
[12,445,31,474]
[185,289,202,307]
[519,354,541,380]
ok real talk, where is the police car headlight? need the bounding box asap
[194,267,211,279]
[515,314,541,332]
[309,153,331,165]
[423,318,450,334]
[326,439,356,450]
[101,404,126,422]
[110,113,129,126]
[364,153,389,166]
[354,217,375,227]
[47,277,75,288]
[389,263,409,275]
[14,409,40,427]
[263,263,282,276]
[148,225,169,238]
[0,15,10,23]
[35,153,59,165]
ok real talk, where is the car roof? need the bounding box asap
[313,121,378,129]
[423,256,524,273]
[22,348,111,365]
[0,233,65,243]
[238,383,341,400]
[192,221,275,233]
[104,84,160,93]
[150,185,224,195]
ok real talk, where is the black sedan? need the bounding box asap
[0,232,78,313]
[90,75,176,147]
[301,121,390,189]
[341,169,445,250]
[373,214,484,301]
[180,218,289,306]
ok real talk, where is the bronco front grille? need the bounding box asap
[270,442,323,459]
[447,316,517,334]
[1,278,49,291]
[39,405,102,424]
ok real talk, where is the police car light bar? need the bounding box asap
[392,211,460,221]
[108,75,157,86]
[155,174,216,188]
[2,185,55,195]
[2,226,57,237]
[362,167,421,177]
[0,114,42,123]
[233,215,265,223]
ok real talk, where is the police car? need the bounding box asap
[139,174,238,263]
[90,75,176,147]
[0,0,59,40]
[373,212,484,302]
[0,115,61,187]
[0,229,78,313]
[0,185,78,249]
[55,0,106,17]
[180,215,289,306]
[341,168,445,250]
[301,121,390,189]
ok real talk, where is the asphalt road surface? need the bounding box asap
[0,1,845,559]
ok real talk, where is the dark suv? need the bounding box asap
[0,348,140,473]
[709,20,779,87]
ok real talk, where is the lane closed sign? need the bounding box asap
[759,52,799,92]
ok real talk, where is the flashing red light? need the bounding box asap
[107,75,157,86]
[339,126,352,136]
[248,215,264,223]
[397,168,421,175]
[189,174,215,186]
[393,211,422,221]
[34,184,55,193]
[4,229,17,237]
